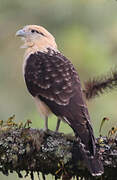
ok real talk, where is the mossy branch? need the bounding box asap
[0,124,116,180]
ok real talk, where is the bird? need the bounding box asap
[16,25,104,176]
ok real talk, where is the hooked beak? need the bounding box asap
[16,29,26,37]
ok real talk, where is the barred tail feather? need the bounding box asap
[89,157,104,176]
[74,136,104,176]
[69,116,104,176]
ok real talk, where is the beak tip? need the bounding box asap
[15,32,19,37]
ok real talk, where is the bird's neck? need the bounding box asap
[24,38,58,60]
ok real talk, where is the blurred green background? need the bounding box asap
[0,0,117,179]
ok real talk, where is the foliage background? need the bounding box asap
[0,0,117,179]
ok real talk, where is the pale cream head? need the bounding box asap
[16,25,57,53]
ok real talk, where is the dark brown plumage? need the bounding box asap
[24,49,103,175]
[16,25,104,176]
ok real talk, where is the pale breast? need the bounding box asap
[34,96,52,119]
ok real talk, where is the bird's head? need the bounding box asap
[16,25,57,52]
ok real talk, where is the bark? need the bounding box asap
[0,125,116,180]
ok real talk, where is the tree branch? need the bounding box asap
[84,70,117,100]
[0,125,116,180]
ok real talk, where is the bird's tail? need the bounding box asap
[88,156,104,176]
[81,147,103,176]
[68,117,104,176]
[62,96,104,176]
[73,133,104,176]
[83,152,104,176]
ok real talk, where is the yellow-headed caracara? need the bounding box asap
[16,25,103,176]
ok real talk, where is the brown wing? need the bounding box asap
[24,49,96,155]
[24,50,80,104]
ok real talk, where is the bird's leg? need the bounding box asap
[55,118,61,132]
[44,116,48,131]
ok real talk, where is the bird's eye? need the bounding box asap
[31,30,35,33]
[31,29,38,33]
[31,29,45,36]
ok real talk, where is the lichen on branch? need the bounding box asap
[0,117,116,180]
